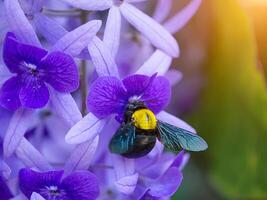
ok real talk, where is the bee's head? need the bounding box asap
[123,101,147,122]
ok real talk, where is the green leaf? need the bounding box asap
[190,0,267,198]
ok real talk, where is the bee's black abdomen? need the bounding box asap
[122,131,157,158]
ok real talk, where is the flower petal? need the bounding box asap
[112,155,139,194]
[88,36,119,77]
[4,0,41,46]
[3,108,33,157]
[61,171,100,200]
[120,3,179,57]
[136,50,172,76]
[103,6,121,58]
[19,168,64,198]
[156,111,196,133]
[152,0,172,23]
[171,150,190,171]
[122,74,151,97]
[34,13,68,45]
[87,76,127,118]
[16,138,52,171]
[60,0,112,10]
[0,76,21,110]
[148,167,183,197]
[0,161,11,179]
[140,76,171,114]
[49,90,82,127]
[165,69,183,86]
[164,0,202,34]
[64,136,99,175]
[65,113,106,144]
[19,76,49,109]
[30,192,45,200]
[40,51,79,93]
[0,176,13,200]
[52,20,101,57]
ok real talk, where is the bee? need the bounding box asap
[109,101,208,158]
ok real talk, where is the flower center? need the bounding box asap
[40,185,62,200]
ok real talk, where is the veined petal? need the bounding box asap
[40,51,79,93]
[52,20,102,57]
[19,75,49,109]
[112,155,138,194]
[103,6,121,58]
[140,76,171,114]
[136,50,172,76]
[34,13,68,45]
[148,167,183,197]
[60,0,112,11]
[19,168,64,198]
[4,0,41,46]
[0,76,21,110]
[152,0,172,23]
[164,0,202,34]
[61,171,100,200]
[88,36,119,78]
[64,136,99,174]
[16,138,52,171]
[49,90,82,127]
[30,192,45,200]
[120,3,179,57]
[3,108,33,157]
[65,113,106,144]
[157,111,196,133]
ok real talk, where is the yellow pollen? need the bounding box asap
[132,109,157,130]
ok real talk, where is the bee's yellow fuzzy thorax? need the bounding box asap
[132,109,157,130]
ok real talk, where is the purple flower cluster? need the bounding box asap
[0,0,203,199]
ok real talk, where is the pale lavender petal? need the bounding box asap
[64,136,99,174]
[136,50,172,76]
[40,52,79,93]
[34,13,68,44]
[141,76,171,114]
[0,161,11,179]
[61,171,100,200]
[60,0,112,10]
[165,69,183,86]
[171,151,190,171]
[4,0,41,46]
[30,192,45,200]
[49,89,82,127]
[120,3,179,57]
[16,138,52,171]
[52,20,101,57]
[112,155,138,194]
[0,76,21,110]
[3,108,33,157]
[125,0,148,2]
[87,76,127,118]
[19,76,49,109]
[164,0,202,34]
[157,111,196,133]
[88,36,119,77]
[148,168,183,197]
[152,0,172,22]
[103,6,121,58]
[65,113,106,144]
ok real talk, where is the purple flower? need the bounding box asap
[87,74,170,121]
[19,168,100,200]
[0,32,79,110]
[0,176,13,200]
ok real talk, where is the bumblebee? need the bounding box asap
[109,101,208,158]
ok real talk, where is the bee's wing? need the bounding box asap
[157,120,208,152]
[109,123,136,154]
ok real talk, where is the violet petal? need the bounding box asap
[60,0,112,11]
[140,76,171,114]
[19,168,64,198]
[0,76,21,110]
[61,171,100,200]
[40,51,79,93]
[152,0,172,23]
[87,76,127,118]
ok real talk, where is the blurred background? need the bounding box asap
[167,0,267,199]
